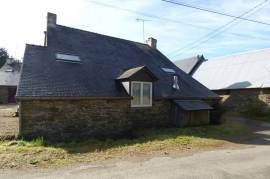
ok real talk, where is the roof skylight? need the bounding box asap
[162,68,175,73]
[5,68,14,72]
[56,53,81,63]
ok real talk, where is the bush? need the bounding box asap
[264,108,270,119]
[244,104,266,117]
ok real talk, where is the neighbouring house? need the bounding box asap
[175,49,270,111]
[16,13,219,141]
[0,58,21,104]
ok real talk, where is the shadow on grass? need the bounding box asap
[46,118,270,154]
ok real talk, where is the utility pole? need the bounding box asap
[136,18,151,42]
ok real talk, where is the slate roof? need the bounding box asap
[174,100,213,111]
[174,55,205,75]
[17,23,218,99]
[0,61,21,87]
[192,48,270,90]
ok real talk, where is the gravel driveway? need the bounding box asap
[1,117,270,179]
[0,104,18,139]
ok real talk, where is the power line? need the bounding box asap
[162,0,270,26]
[167,0,269,58]
[84,0,270,43]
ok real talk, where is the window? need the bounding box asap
[131,81,152,107]
[5,68,13,72]
[56,53,81,63]
[161,68,175,73]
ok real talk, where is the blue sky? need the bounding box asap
[0,0,270,61]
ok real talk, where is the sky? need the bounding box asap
[0,0,270,61]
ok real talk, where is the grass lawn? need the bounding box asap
[0,121,250,169]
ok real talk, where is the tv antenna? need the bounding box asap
[136,18,151,42]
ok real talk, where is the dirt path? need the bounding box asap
[1,144,270,179]
[0,104,19,139]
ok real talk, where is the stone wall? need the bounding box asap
[20,99,172,141]
[0,87,8,104]
[129,99,171,128]
[215,88,270,111]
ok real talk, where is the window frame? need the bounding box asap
[130,81,152,107]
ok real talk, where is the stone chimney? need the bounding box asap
[44,12,56,46]
[145,37,157,49]
[47,12,57,27]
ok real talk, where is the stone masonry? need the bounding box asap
[215,88,270,111]
[19,99,171,141]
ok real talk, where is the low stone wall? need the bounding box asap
[0,87,8,104]
[215,88,270,111]
[19,99,171,141]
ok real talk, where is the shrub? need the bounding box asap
[264,108,270,119]
[244,103,265,117]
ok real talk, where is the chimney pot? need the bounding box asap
[47,12,57,27]
[145,37,157,49]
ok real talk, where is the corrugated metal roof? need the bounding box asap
[174,100,213,111]
[193,48,270,90]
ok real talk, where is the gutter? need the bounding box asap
[16,96,132,101]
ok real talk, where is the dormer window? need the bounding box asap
[131,81,152,107]
[116,66,158,108]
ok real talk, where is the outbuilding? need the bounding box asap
[0,59,21,104]
[175,49,270,111]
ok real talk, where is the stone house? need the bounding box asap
[0,58,21,104]
[16,13,219,141]
[175,49,270,111]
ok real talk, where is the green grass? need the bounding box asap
[0,121,250,169]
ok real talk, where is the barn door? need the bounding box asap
[170,104,183,127]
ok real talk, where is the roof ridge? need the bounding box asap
[174,55,199,62]
[212,48,270,61]
[56,24,149,47]
[26,44,46,48]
